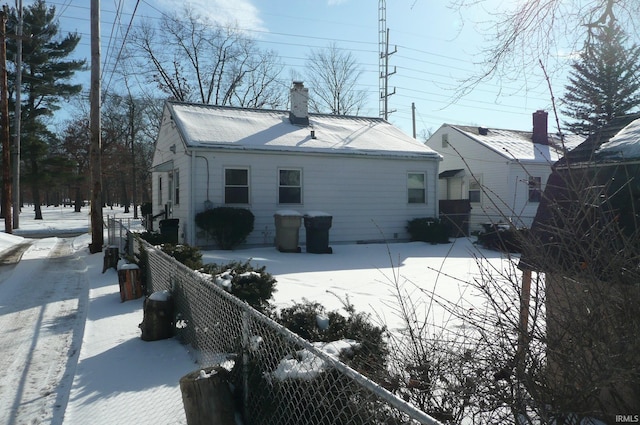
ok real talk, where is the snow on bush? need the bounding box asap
[270,339,359,381]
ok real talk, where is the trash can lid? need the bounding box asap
[275,209,302,217]
[304,211,331,217]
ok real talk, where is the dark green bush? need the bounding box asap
[476,224,528,253]
[407,217,450,244]
[139,231,166,246]
[276,300,388,378]
[160,243,203,270]
[195,207,255,250]
[201,260,276,314]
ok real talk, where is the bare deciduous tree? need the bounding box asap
[129,6,284,108]
[449,0,640,97]
[305,43,367,116]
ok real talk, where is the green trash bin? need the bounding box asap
[303,212,333,254]
[159,218,179,244]
[274,211,302,252]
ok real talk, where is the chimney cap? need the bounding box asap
[478,126,489,135]
[292,81,304,87]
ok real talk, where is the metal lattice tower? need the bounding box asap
[379,0,396,120]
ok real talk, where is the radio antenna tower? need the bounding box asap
[379,0,396,120]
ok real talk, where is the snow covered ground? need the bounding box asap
[0,207,195,425]
[0,205,516,424]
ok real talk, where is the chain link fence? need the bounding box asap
[107,218,442,425]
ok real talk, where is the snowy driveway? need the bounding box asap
[0,237,89,425]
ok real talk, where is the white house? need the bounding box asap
[426,111,583,233]
[151,82,442,247]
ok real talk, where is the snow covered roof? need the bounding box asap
[556,113,640,167]
[166,101,440,159]
[448,124,584,162]
[594,117,640,161]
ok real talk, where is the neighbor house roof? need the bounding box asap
[555,113,640,167]
[519,114,640,272]
[166,101,441,159]
[446,124,584,162]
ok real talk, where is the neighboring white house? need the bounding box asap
[426,111,583,233]
[151,82,442,247]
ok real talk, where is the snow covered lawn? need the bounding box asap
[201,239,511,334]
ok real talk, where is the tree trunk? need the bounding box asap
[180,366,236,425]
[139,294,173,340]
[30,157,43,219]
[74,187,82,212]
[122,180,130,213]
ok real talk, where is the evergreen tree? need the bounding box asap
[7,0,85,218]
[562,22,640,135]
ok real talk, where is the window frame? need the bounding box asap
[174,169,180,205]
[528,176,542,203]
[224,167,250,205]
[469,175,482,203]
[278,168,303,205]
[407,172,427,204]
[441,133,449,148]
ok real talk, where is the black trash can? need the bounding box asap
[303,213,333,254]
[159,218,179,244]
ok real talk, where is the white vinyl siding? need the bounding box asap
[427,125,558,231]
[188,151,438,246]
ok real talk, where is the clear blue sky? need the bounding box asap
[46,0,571,137]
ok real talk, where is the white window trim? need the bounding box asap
[224,167,251,205]
[278,168,303,205]
[469,175,482,204]
[407,172,427,204]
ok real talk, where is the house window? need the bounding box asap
[174,170,180,205]
[441,133,449,148]
[469,175,482,203]
[279,169,302,204]
[158,176,162,206]
[528,176,542,203]
[408,172,426,204]
[225,168,249,204]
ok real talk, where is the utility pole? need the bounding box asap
[1,6,12,234]
[411,102,416,139]
[129,96,138,219]
[12,0,22,229]
[89,0,103,253]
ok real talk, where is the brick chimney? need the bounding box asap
[289,81,309,126]
[532,110,549,145]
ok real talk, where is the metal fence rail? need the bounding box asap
[108,219,441,425]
